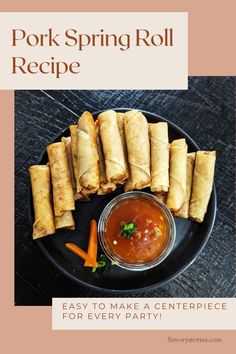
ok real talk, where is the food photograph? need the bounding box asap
[15,77,235,305]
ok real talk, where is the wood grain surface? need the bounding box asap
[15,77,236,305]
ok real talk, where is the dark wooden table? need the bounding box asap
[15,77,236,305]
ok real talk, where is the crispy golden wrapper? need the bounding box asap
[189,151,216,223]
[69,125,81,193]
[98,110,128,184]
[166,138,188,211]
[124,110,150,189]
[150,122,169,193]
[174,152,196,218]
[77,111,99,194]
[95,121,116,195]
[47,142,75,216]
[29,165,55,239]
[55,211,75,230]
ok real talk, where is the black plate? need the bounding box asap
[28,108,217,294]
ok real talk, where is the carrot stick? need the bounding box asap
[65,243,98,267]
[84,219,98,267]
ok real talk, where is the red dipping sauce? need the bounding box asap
[104,197,169,264]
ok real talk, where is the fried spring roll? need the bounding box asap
[166,139,188,211]
[96,121,116,195]
[55,211,75,230]
[77,111,99,194]
[29,165,55,239]
[98,110,128,184]
[61,137,76,189]
[154,192,167,204]
[69,125,81,193]
[124,177,134,192]
[61,137,80,200]
[47,142,75,216]
[174,152,196,218]
[116,112,129,178]
[124,110,150,189]
[150,122,169,193]
[61,136,89,201]
[117,112,132,191]
[189,151,216,223]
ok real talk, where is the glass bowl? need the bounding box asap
[98,191,176,271]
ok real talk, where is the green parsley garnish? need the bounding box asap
[92,254,117,275]
[120,221,137,240]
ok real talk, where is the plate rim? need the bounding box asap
[28,107,217,294]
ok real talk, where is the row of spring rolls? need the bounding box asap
[153,137,216,223]
[29,141,77,239]
[70,110,129,196]
[29,109,216,239]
